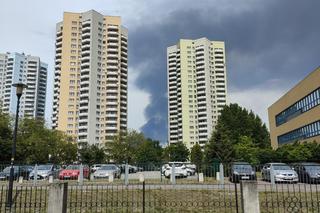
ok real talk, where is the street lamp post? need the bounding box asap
[7,83,27,208]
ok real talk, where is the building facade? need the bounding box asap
[268,67,320,149]
[167,38,227,149]
[0,52,47,118]
[52,10,128,145]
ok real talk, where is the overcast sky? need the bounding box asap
[1,0,319,143]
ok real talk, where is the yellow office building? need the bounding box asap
[268,67,320,149]
[52,10,128,145]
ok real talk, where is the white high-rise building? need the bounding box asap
[167,38,227,149]
[0,52,47,118]
[52,10,128,145]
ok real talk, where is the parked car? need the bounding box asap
[59,164,89,180]
[0,166,20,181]
[185,163,196,176]
[0,165,33,181]
[229,162,256,183]
[91,164,103,173]
[29,164,61,180]
[262,163,298,183]
[119,164,139,173]
[164,162,188,178]
[292,162,320,183]
[93,164,121,179]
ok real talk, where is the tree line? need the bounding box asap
[1,104,319,166]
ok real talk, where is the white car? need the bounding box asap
[185,163,197,176]
[93,164,121,179]
[262,163,298,183]
[164,162,188,178]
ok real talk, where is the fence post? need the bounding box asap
[47,182,68,213]
[240,181,260,213]
[33,164,38,186]
[171,164,176,184]
[125,163,129,185]
[78,164,83,185]
[142,181,145,213]
[219,163,224,185]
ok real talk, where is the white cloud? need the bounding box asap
[128,69,150,130]
[229,86,287,127]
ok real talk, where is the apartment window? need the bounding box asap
[71,44,77,48]
[67,124,73,128]
[71,33,77,37]
[69,92,75,96]
[71,50,77,54]
[72,27,77,31]
[70,68,76,72]
[72,21,77,25]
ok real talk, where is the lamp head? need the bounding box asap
[12,83,27,96]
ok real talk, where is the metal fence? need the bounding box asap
[0,184,48,212]
[0,181,320,212]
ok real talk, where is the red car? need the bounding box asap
[59,165,89,180]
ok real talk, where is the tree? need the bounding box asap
[215,104,270,148]
[205,103,272,165]
[234,136,259,165]
[106,130,145,164]
[0,110,12,162]
[135,138,163,165]
[205,126,235,164]
[78,143,106,165]
[14,117,77,164]
[190,143,203,172]
[163,143,189,162]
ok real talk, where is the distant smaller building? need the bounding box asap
[268,67,320,149]
[0,52,47,118]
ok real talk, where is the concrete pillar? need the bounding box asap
[109,174,114,183]
[33,164,38,186]
[241,181,260,213]
[198,173,204,183]
[18,176,23,184]
[47,183,68,213]
[78,164,83,185]
[171,164,176,184]
[219,163,224,185]
[48,175,54,183]
[125,163,129,185]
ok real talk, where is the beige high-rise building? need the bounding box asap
[52,10,128,145]
[167,38,227,149]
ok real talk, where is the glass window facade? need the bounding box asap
[278,120,320,145]
[276,88,320,126]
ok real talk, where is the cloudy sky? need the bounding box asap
[1,0,319,143]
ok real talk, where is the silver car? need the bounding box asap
[29,164,61,180]
[262,163,298,183]
[93,164,121,179]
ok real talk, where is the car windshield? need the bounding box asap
[233,165,252,172]
[100,165,116,170]
[273,165,291,170]
[169,163,184,167]
[66,165,79,170]
[3,166,18,172]
[305,165,320,171]
[38,165,52,170]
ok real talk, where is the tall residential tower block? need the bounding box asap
[52,10,128,145]
[0,52,47,118]
[167,38,227,149]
